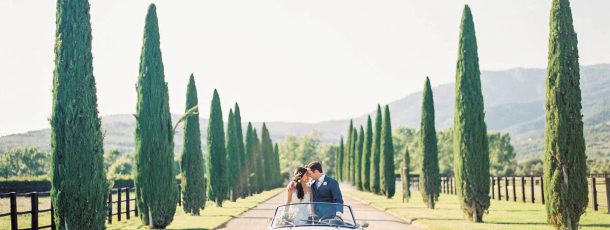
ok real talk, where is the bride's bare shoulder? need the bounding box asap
[286,181,296,191]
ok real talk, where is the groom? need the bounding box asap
[305,161,344,220]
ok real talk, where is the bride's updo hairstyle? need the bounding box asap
[292,167,308,200]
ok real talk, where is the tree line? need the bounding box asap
[336,1,589,229]
[48,2,281,229]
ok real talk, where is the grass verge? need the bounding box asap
[344,186,610,230]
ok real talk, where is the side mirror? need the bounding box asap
[361,222,369,228]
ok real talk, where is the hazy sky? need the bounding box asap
[1,0,609,136]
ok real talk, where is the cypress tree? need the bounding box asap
[337,137,345,181]
[402,147,411,203]
[453,5,490,222]
[207,89,227,207]
[344,121,353,182]
[133,4,178,228]
[420,77,440,209]
[355,126,364,190]
[273,143,282,187]
[380,105,395,198]
[350,128,358,185]
[370,105,382,194]
[50,0,108,228]
[234,104,248,198]
[226,109,240,202]
[544,0,588,229]
[245,123,257,195]
[260,124,274,190]
[254,129,265,193]
[180,74,206,215]
[361,116,373,191]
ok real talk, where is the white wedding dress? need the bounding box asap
[288,182,313,225]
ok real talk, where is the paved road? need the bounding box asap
[217,185,421,230]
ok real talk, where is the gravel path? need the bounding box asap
[217,185,422,230]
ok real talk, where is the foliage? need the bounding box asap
[380,105,395,198]
[515,159,544,176]
[133,5,178,228]
[361,116,373,192]
[488,133,516,176]
[260,124,275,190]
[207,89,227,207]
[453,5,490,222]
[245,123,258,194]
[180,75,206,214]
[355,126,364,190]
[226,109,240,202]
[420,77,440,208]
[0,148,49,178]
[278,131,336,177]
[50,0,108,229]
[544,0,588,228]
[233,104,248,198]
[370,105,382,194]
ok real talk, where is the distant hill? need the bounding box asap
[1,64,609,161]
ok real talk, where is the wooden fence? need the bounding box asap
[407,172,610,213]
[0,184,181,230]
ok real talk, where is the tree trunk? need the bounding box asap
[428,194,435,209]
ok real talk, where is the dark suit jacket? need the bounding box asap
[312,175,343,218]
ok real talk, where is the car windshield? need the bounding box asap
[271,202,356,228]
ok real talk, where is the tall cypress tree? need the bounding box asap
[453,5,490,222]
[254,129,265,193]
[361,116,373,192]
[420,77,440,209]
[337,137,345,181]
[544,0,588,229]
[273,143,282,187]
[133,4,177,228]
[226,109,240,202]
[350,128,358,185]
[50,0,108,228]
[260,124,274,190]
[207,89,227,207]
[234,104,248,198]
[245,123,257,195]
[344,120,353,182]
[180,74,206,215]
[370,105,382,194]
[380,105,395,198]
[355,126,365,190]
[402,147,411,203]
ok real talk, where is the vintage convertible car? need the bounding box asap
[268,202,369,229]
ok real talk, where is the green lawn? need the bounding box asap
[345,186,610,230]
[0,188,282,230]
[107,188,282,230]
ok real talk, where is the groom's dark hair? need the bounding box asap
[307,161,323,173]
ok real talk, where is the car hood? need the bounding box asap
[270,227,355,230]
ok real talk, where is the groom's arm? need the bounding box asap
[330,179,344,214]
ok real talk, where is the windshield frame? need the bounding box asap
[270,202,358,229]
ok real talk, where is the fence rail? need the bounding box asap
[0,184,181,230]
[408,173,610,214]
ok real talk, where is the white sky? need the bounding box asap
[0,0,609,136]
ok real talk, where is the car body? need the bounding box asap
[268,202,368,230]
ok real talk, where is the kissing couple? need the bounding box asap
[284,161,344,224]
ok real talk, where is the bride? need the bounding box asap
[284,167,313,224]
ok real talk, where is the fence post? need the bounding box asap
[521,177,526,203]
[496,177,502,200]
[505,176,509,201]
[117,188,122,221]
[51,203,55,230]
[591,177,598,211]
[491,177,495,199]
[540,177,545,204]
[10,192,18,230]
[108,192,113,224]
[177,184,182,206]
[450,176,454,194]
[125,188,130,220]
[605,175,610,214]
[512,177,516,202]
[31,192,39,230]
[530,176,535,203]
